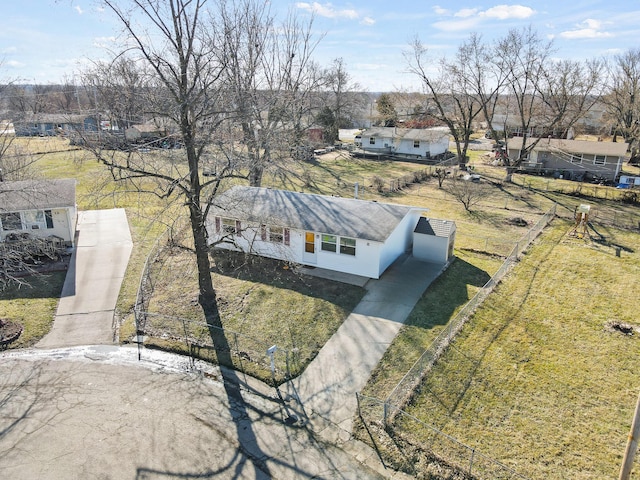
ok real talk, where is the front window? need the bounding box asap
[369,137,375,145]
[1,212,22,231]
[413,140,420,148]
[321,234,337,252]
[570,154,583,165]
[340,237,356,256]
[222,218,236,234]
[594,155,606,165]
[268,226,284,243]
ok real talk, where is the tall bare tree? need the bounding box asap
[317,58,364,144]
[406,34,503,167]
[603,48,640,154]
[215,0,324,187]
[493,27,602,180]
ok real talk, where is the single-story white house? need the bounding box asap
[0,178,77,247]
[354,127,450,160]
[207,186,455,279]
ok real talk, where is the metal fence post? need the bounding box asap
[383,401,388,426]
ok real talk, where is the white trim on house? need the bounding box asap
[206,186,445,278]
[0,179,77,246]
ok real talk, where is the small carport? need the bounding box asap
[413,217,456,264]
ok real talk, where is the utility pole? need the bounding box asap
[619,389,640,480]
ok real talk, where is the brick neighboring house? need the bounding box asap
[506,137,629,181]
[0,179,77,248]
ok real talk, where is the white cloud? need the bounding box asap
[433,6,450,15]
[75,5,84,15]
[6,60,25,68]
[455,8,479,18]
[480,5,535,20]
[295,2,358,20]
[360,17,375,26]
[93,36,117,48]
[559,18,613,39]
[433,4,535,32]
[1,46,17,54]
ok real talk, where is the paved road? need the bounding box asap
[36,209,133,348]
[0,346,394,480]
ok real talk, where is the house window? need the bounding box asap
[570,154,583,165]
[413,140,420,148]
[1,212,22,231]
[221,218,236,234]
[268,226,284,243]
[45,210,54,228]
[369,137,375,145]
[321,234,337,252]
[594,155,606,165]
[340,237,356,256]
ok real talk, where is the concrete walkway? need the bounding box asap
[36,209,133,348]
[286,255,445,435]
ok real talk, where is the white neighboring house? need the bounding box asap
[0,179,77,247]
[207,186,455,279]
[354,127,450,159]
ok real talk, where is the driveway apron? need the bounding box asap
[36,209,133,348]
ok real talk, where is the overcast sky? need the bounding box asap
[1,1,638,91]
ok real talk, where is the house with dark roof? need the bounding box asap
[207,186,455,279]
[14,114,98,137]
[506,137,629,181]
[0,179,77,246]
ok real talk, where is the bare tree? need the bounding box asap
[443,175,491,212]
[317,58,365,144]
[215,0,324,187]
[492,27,603,180]
[406,34,502,167]
[603,48,640,154]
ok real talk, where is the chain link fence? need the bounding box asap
[356,393,529,479]
[353,204,555,479]
[384,204,556,414]
[132,220,292,383]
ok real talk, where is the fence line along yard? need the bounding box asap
[356,393,530,480]
[383,203,556,416]
[133,219,294,382]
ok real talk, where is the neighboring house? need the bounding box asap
[207,186,455,279]
[124,122,168,143]
[506,137,629,181]
[14,114,98,137]
[0,179,77,247]
[354,127,450,160]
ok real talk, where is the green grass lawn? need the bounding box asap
[359,219,640,479]
[4,137,640,478]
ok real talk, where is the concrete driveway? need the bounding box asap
[36,209,133,348]
[287,255,445,435]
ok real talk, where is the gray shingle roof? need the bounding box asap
[209,186,423,243]
[0,179,76,212]
[507,138,629,157]
[360,127,449,142]
[414,217,456,237]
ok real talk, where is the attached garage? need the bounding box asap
[413,217,456,264]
